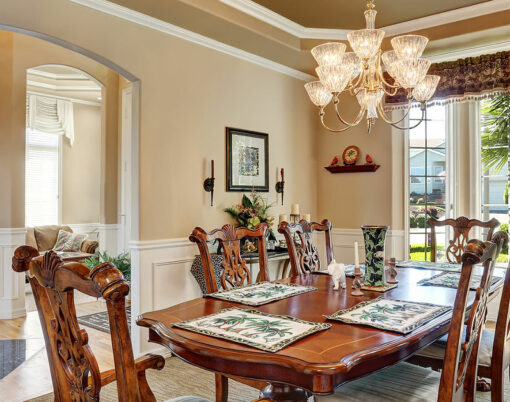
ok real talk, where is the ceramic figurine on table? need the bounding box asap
[361,225,389,287]
[327,260,346,290]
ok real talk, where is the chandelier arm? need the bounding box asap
[377,102,426,130]
[346,70,365,92]
[333,99,367,127]
[320,110,355,133]
[382,85,399,97]
[378,70,400,89]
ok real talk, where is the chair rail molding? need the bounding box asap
[68,222,121,255]
[0,228,27,319]
[67,0,314,82]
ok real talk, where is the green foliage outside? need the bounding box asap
[83,251,131,280]
[410,243,508,263]
[480,96,510,173]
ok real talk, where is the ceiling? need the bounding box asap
[251,0,490,29]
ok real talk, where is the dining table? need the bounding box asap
[137,265,501,400]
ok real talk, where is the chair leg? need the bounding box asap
[215,373,228,402]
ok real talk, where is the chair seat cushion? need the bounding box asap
[317,362,440,401]
[165,397,211,402]
[415,328,494,367]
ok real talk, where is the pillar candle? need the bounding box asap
[291,203,300,215]
[354,241,359,266]
[303,214,311,222]
[279,214,288,224]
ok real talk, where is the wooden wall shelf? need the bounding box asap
[324,164,380,173]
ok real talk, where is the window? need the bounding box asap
[479,97,509,263]
[407,105,450,261]
[25,129,60,227]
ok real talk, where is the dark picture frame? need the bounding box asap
[226,127,269,192]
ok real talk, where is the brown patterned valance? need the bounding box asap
[385,51,510,108]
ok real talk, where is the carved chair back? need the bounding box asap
[489,258,510,400]
[438,231,505,401]
[189,223,269,294]
[12,246,164,402]
[429,216,499,263]
[278,219,333,276]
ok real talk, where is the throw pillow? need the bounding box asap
[53,230,88,252]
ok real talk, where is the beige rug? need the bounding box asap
[28,357,509,401]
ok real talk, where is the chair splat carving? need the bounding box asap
[429,216,499,263]
[278,219,333,276]
[189,223,269,293]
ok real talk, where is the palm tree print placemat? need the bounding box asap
[207,282,316,306]
[417,272,504,291]
[324,297,451,334]
[173,307,331,352]
[396,260,461,272]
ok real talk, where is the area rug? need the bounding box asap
[28,356,509,401]
[77,306,131,334]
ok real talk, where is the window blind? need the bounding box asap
[25,129,60,227]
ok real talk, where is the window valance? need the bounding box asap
[385,50,510,109]
[27,95,75,145]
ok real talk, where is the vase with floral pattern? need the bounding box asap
[361,225,389,287]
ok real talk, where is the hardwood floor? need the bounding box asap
[0,300,115,402]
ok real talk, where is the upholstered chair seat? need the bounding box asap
[416,327,494,367]
[318,362,440,401]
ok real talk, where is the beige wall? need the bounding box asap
[316,93,402,230]
[0,29,119,227]
[62,104,102,224]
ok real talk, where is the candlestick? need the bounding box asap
[388,257,398,284]
[203,160,215,206]
[291,203,300,215]
[275,167,285,205]
[351,263,364,296]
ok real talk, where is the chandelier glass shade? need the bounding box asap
[305,0,440,133]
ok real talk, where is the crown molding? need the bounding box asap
[27,80,101,92]
[426,39,510,63]
[68,0,315,81]
[221,0,510,39]
[27,69,90,81]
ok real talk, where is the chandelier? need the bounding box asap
[305,0,440,133]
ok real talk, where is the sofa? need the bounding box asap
[26,225,99,254]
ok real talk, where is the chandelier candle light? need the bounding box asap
[305,0,440,133]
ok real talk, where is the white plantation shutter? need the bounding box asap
[25,129,60,227]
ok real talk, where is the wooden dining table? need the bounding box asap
[137,267,499,400]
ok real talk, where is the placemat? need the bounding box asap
[396,260,461,272]
[207,282,316,306]
[325,297,451,334]
[173,307,331,352]
[417,272,504,291]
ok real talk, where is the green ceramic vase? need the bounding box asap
[361,225,389,287]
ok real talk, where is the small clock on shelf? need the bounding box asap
[342,145,360,166]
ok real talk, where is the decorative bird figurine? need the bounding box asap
[330,156,339,166]
[365,154,374,164]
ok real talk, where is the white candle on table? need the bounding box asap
[291,203,300,215]
[354,241,359,266]
[303,214,311,222]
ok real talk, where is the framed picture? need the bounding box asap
[226,127,269,192]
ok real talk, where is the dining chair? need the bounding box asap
[12,246,209,402]
[407,231,510,402]
[318,232,503,401]
[429,216,499,263]
[278,219,333,276]
[189,223,270,402]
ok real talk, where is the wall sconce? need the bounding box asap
[203,160,215,206]
[275,168,284,205]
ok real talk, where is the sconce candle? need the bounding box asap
[303,214,311,222]
[279,214,288,224]
[291,204,300,215]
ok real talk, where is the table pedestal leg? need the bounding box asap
[260,383,310,401]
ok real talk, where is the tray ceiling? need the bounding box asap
[251,0,491,30]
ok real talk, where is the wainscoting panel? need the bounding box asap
[0,228,27,319]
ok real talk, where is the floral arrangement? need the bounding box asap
[224,191,276,241]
